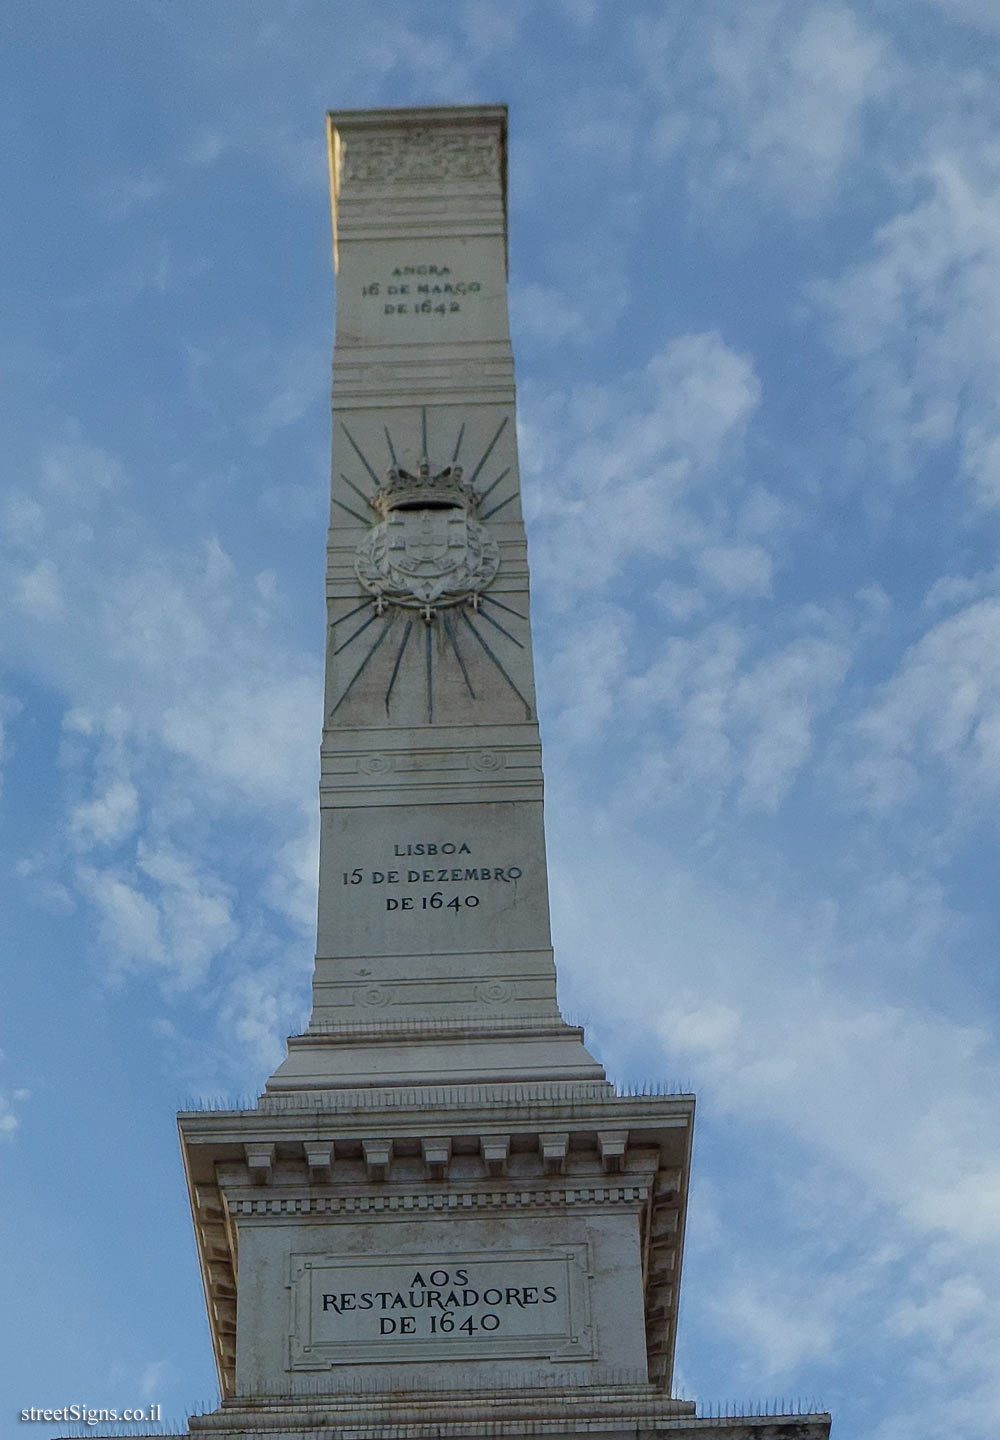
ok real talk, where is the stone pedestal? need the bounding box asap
[180,1084,691,1400]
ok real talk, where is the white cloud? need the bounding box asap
[41,427,124,500]
[638,1,892,214]
[552,818,1000,1256]
[542,605,632,743]
[244,343,329,446]
[623,627,849,813]
[0,1085,29,1142]
[0,693,23,797]
[2,493,46,546]
[917,0,1000,34]
[697,542,772,595]
[1,425,319,1024]
[14,560,62,618]
[546,803,1000,1432]
[78,842,238,993]
[523,331,762,599]
[264,822,320,932]
[813,139,1000,501]
[654,581,707,621]
[509,283,588,345]
[892,1274,988,1346]
[137,1359,169,1401]
[706,3,891,201]
[70,777,140,848]
[220,961,311,1077]
[708,1268,839,1379]
[851,597,1000,814]
[160,674,319,807]
[660,993,1000,1240]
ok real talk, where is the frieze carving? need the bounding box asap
[342,129,500,185]
[229,1184,650,1217]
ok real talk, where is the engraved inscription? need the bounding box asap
[361,265,483,320]
[290,1248,592,1367]
[341,839,523,914]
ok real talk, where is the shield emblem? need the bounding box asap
[389,509,467,576]
[356,504,499,609]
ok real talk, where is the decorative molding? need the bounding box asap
[342,129,501,185]
[316,740,538,806]
[643,1161,687,1385]
[322,745,529,780]
[363,1139,393,1183]
[353,984,393,1009]
[244,1142,274,1186]
[475,979,514,1004]
[470,749,503,771]
[598,1130,629,1173]
[481,1134,510,1176]
[358,753,393,775]
[330,353,516,406]
[192,1182,237,1397]
[229,1184,650,1217]
[299,1015,572,1042]
[540,1133,569,1177]
[250,1079,688,1113]
[304,1142,334,1184]
[421,1136,452,1180]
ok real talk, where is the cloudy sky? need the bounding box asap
[2,2,999,1437]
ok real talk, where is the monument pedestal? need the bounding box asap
[87,107,831,1440]
[180,1082,692,1400]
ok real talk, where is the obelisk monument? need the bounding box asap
[165,107,831,1440]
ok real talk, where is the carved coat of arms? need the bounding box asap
[355,458,499,611]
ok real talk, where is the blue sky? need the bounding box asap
[2,2,999,1437]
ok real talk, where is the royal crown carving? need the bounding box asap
[374,459,479,519]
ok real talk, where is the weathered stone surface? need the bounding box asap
[180,1086,694,1399]
[167,105,830,1440]
[262,106,604,1095]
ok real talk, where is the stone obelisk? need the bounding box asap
[168,107,831,1440]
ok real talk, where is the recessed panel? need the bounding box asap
[289,1247,593,1367]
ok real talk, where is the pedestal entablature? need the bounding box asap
[180,1090,693,1399]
